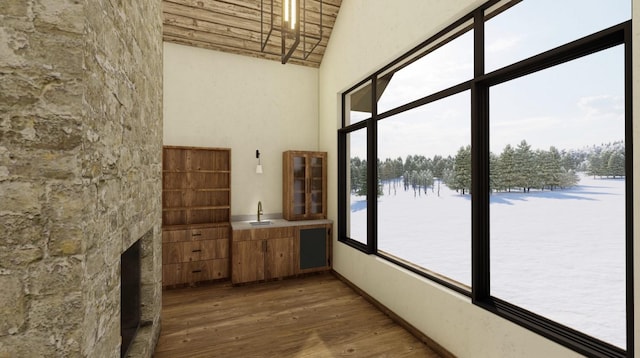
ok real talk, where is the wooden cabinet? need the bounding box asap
[162,146,231,226]
[282,151,327,220]
[231,227,295,284]
[162,146,231,286]
[162,226,230,286]
[231,222,332,284]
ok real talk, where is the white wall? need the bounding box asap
[319,0,639,357]
[164,43,319,217]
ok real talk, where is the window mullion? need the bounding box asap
[624,22,634,357]
[471,8,490,303]
[367,78,378,254]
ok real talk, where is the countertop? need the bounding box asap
[231,218,333,231]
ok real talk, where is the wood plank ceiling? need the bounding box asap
[163,0,343,67]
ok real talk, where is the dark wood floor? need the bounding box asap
[154,272,443,357]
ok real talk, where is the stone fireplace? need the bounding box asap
[0,1,163,357]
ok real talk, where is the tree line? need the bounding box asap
[350,140,624,196]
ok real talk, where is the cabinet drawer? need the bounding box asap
[163,226,229,243]
[186,259,229,282]
[163,239,229,264]
[162,229,189,243]
[191,226,229,241]
[233,226,295,241]
[200,239,229,260]
[163,259,229,286]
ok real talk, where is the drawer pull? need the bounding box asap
[191,249,202,253]
[191,269,202,273]
[192,233,202,237]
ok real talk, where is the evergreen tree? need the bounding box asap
[539,146,562,190]
[410,169,419,196]
[600,150,613,177]
[558,167,579,188]
[586,142,625,178]
[356,159,368,196]
[379,158,394,194]
[489,152,499,192]
[431,155,446,179]
[350,157,363,194]
[450,145,472,194]
[403,170,411,191]
[514,140,535,192]
[419,169,434,194]
[607,150,625,178]
[587,151,603,178]
[393,157,404,188]
[441,167,454,188]
[496,144,517,192]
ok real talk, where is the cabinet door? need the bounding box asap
[265,237,294,280]
[299,227,328,271]
[307,154,327,219]
[284,151,327,220]
[232,240,265,284]
[291,154,308,218]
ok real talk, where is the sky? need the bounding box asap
[348,0,630,160]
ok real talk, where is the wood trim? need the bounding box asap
[162,0,342,67]
[331,270,457,358]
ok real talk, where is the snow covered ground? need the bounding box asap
[349,174,626,348]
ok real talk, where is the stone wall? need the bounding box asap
[0,0,163,357]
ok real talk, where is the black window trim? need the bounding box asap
[337,1,633,357]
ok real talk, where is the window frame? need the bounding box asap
[337,1,633,357]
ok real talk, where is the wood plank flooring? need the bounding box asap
[154,273,443,357]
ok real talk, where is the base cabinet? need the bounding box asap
[232,222,332,284]
[231,227,295,284]
[162,226,230,286]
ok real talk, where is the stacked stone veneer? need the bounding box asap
[0,1,163,357]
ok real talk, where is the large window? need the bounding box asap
[346,129,368,246]
[377,26,474,113]
[484,0,630,73]
[489,46,626,349]
[378,91,472,287]
[338,0,632,356]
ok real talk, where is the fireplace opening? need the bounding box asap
[121,239,141,358]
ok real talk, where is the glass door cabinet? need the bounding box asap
[282,151,327,220]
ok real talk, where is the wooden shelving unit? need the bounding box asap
[162,146,231,287]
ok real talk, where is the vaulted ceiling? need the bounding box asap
[162,0,343,67]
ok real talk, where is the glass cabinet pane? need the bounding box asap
[284,151,327,220]
[310,156,324,214]
[293,156,307,216]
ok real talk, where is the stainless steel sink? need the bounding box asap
[249,221,272,226]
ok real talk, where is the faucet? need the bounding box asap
[257,201,263,222]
